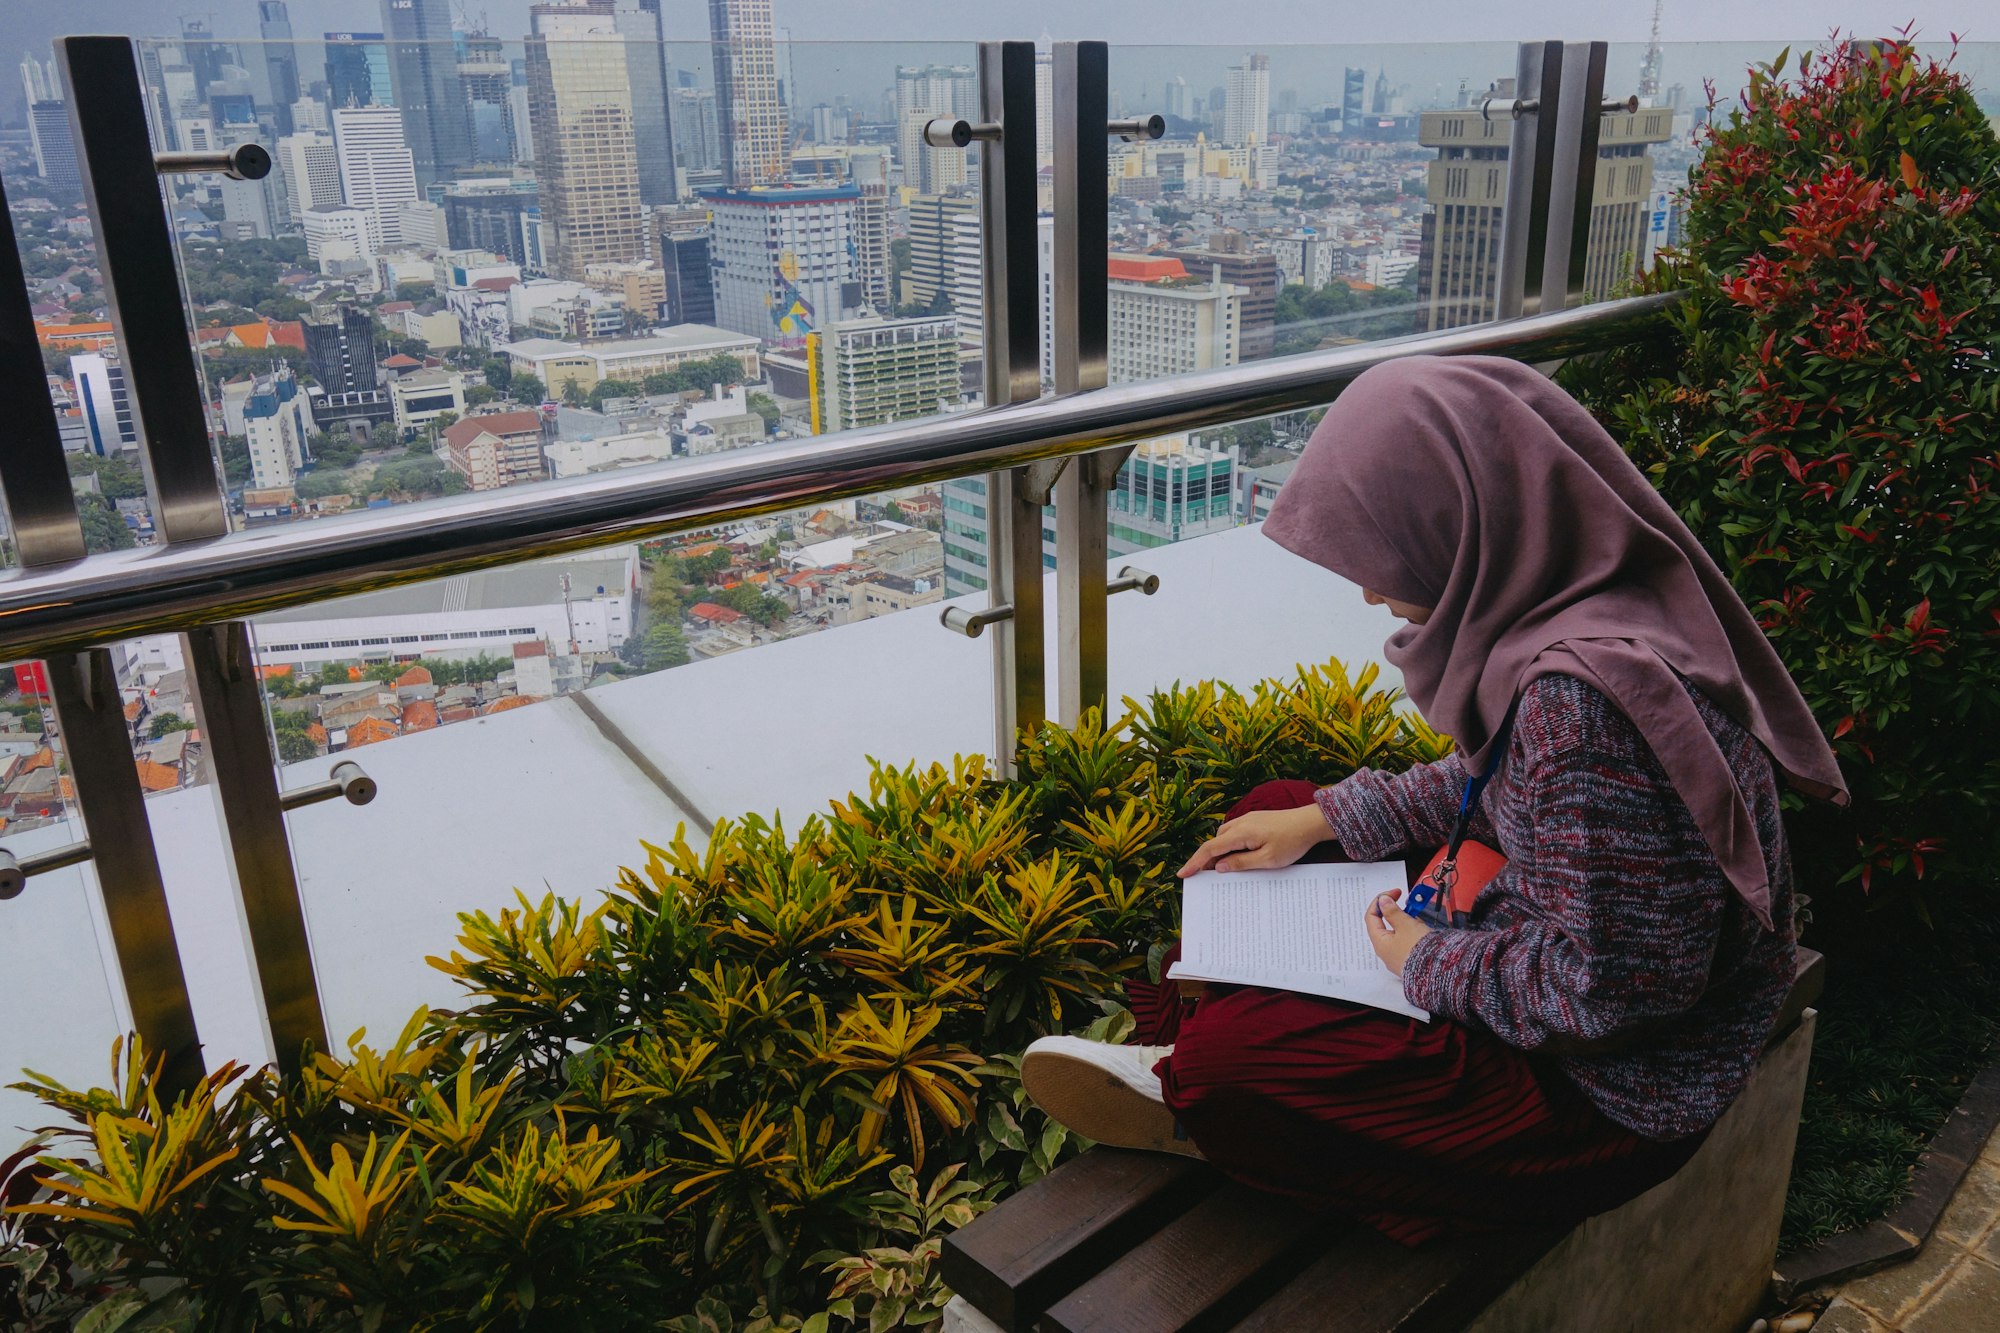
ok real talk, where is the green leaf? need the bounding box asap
[74,1293,149,1333]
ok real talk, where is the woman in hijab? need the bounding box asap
[1020,355,1846,1244]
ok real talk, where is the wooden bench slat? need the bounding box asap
[1231,1225,1559,1333]
[1036,1183,1329,1333]
[941,1149,1220,1332]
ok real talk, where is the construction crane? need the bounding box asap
[1638,0,1665,103]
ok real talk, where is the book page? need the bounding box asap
[1170,862,1429,1022]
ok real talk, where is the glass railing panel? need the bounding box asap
[249,472,985,1041]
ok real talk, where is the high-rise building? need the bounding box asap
[1163,75,1188,121]
[1341,66,1366,130]
[180,18,233,96]
[1221,55,1270,147]
[444,185,545,270]
[19,51,55,106]
[701,183,857,345]
[304,205,375,271]
[903,192,980,346]
[380,0,473,185]
[303,307,381,394]
[658,226,716,325]
[458,32,517,163]
[325,32,393,109]
[707,0,789,186]
[243,366,313,490]
[278,130,344,223]
[1166,232,1279,361]
[895,64,977,194]
[612,3,676,205]
[71,351,136,456]
[28,101,78,194]
[849,149,893,312]
[672,86,720,175]
[1415,99,1673,330]
[1271,228,1335,291]
[525,2,651,280]
[333,105,420,249]
[256,2,300,135]
[1106,254,1242,384]
[810,314,960,434]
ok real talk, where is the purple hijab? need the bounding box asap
[1263,356,1846,930]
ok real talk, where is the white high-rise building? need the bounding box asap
[701,183,856,347]
[304,205,376,272]
[1107,253,1243,384]
[20,51,55,106]
[277,130,342,224]
[332,105,419,249]
[70,351,136,456]
[242,368,312,491]
[708,0,789,186]
[1222,54,1271,147]
[396,200,448,252]
[895,64,977,194]
[290,97,329,132]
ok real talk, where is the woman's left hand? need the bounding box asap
[1364,890,1432,977]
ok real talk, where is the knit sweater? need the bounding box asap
[1314,671,1797,1140]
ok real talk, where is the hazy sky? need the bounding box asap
[13,0,1999,124]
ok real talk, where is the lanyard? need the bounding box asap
[1406,713,1514,921]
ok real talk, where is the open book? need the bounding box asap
[1170,861,1430,1022]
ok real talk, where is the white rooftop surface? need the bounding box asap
[0,524,1406,1137]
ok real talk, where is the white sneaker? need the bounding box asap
[1020,1036,1203,1158]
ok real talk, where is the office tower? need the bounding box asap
[1221,55,1270,147]
[303,307,380,394]
[1107,255,1242,384]
[20,51,54,106]
[380,0,473,186]
[257,2,300,135]
[71,351,136,455]
[701,183,856,345]
[811,314,960,434]
[1372,69,1391,116]
[458,32,517,163]
[304,205,375,271]
[292,98,329,132]
[220,122,287,238]
[525,3,651,280]
[244,367,311,490]
[1163,75,1188,121]
[1416,99,1673,330]
[28,101,79,194]
[1271,228,1334,290]
[614,3,677,205]
[333,105,420,248]
[278,132,342,228]
[903,192,981,347]
[445,185,544,268]
[850,150,892,310]
[895,64,977,194]
[325,32,393,108]
[1342,67,1366,129]
[707,0,789,186]
[672,86,720,174]
[1035,46,1052,157]
[658,226,716,325]
[1166,232,1278,360]
[180,18,232,95]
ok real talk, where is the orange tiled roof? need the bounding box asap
[442,409,541,449]
[344,717,399,748]
[306,723,329,746]
[1107,254,1189,283]
[257,664,294,680]
[19,748,54,773]
[124,697,144,722]
[34,320,115,348]
[689,601,745,624]
[393,665,434,688]
[401,701,439,731]
[270,320,306,350]
[134,759,181,792]
[484,695,537,715]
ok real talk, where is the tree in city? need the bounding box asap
[395,282,432,305]
[512,374,546,404]
[266,705,319,763]
[747,392,780,433]
[370,422,403,452]
[295,468,357,500]
[716,582,789,628]
[464,384,498,408]
[482,357,513,391]
[67,453,147,501]
[317,663,352,692]
[589,378,642,410]
[79,502,135,553]
[638,354,747,398]
[881,501,906,524]
[560,376,587,408]
[639,621,690,671]
[371,457,466,498]
[219,434,252,486]
[426,411,461,446]
[148,712,196,740]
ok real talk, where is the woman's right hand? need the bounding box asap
[1177,805,1334,877]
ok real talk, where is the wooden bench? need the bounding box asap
[942,950,1824,1333]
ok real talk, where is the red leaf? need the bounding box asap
[1832,715,1855,739]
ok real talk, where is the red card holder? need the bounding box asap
[1414,840,1509,917]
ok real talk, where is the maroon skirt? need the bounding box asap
[1127,780,1707,1247]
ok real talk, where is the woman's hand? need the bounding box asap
[1365,890,1432,976]
[1177,805,1333,877]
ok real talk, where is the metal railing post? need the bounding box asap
[1491,40,1566,320]
[975,39,1046,775]
[57,35,329,1073]
[1050,40,1118,729]
[0,164,205,1097]
[1541,41,1611,314]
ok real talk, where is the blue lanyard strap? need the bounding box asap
[1407,713,1515,922]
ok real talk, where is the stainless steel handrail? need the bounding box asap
[0,293,1675,661]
